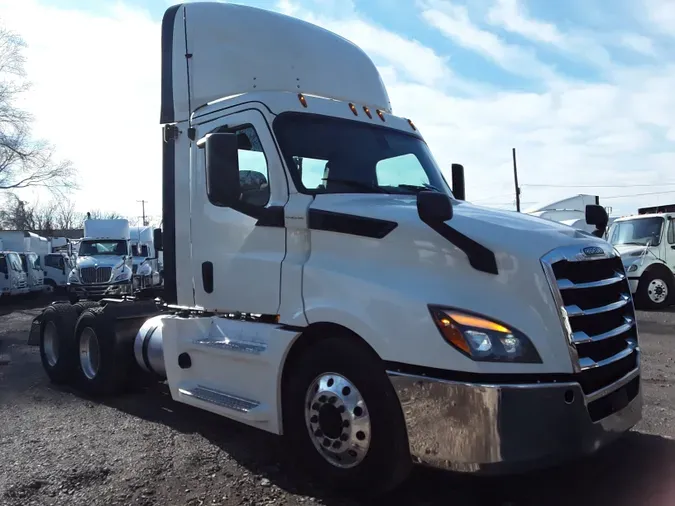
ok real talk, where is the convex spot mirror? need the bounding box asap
[198,132,241,207]
[417,190,453,223]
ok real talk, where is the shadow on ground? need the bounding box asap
[70,381,675,506]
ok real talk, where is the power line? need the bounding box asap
[522,183,675,188]
[602,190,675,199]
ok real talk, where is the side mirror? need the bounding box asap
[586,204,608,238]
[451,163,465,201]
[417,190,453,223]
[198,132,240,206]
[153,228,162,256]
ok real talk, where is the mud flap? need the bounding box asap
[27,315,43,346]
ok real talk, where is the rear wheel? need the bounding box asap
[39,304,80,384]
[282,336,411,496]
[74,307,134,396]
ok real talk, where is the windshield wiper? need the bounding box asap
[324,179,388,193]
[396,183,443,193]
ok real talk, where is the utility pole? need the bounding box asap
[137,200,148,226]
[512,148,521,212]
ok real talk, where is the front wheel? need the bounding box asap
[282,336,412,496]
[636,270,673,310]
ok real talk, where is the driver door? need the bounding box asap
[190,109,287,314]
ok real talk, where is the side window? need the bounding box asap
[45,255,59,269]
[234,126,270,208]
[376,153,430,188]
[0,255,7,274]
[667,219,675,244]
[291,156,330,191]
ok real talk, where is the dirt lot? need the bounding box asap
[0,298,674,506]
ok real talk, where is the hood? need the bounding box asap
[613,244,648,258]
[131,256,147,266]
[313,194,604,263]
[76,255,126,270]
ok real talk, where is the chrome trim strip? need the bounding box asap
[385,370,579,390]
[565,293,630,317]
[178,385,259,412]
[557,272,625,290]
[572,317,634,344]
[193,338,267,354]
[579,339,638,371]
[585,364,640,404]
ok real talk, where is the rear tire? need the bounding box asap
[282,336,412,496]
[73,307,134,396]
[39,304,80,384]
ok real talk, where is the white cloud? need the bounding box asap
[0,0,673,219]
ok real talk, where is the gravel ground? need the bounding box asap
[0,298,674,506]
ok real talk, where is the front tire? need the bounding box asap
[282,336,412,496]
[636,270,673,310]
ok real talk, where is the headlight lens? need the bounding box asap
[114,269,131,282]
[626,263,638,272]
[429,306,542,363]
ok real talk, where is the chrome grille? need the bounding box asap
[541,244,639,397]
[132,264,138,274]
[80,266,112,284]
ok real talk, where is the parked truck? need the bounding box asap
[0,250,29,299]
[30,2,641,496]
[129,226,162,291]
[606,204,675,310]
[66,219,134,302]
[0,231,45,296]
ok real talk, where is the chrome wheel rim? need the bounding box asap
[648,279,668,304]
[79,327,101,380]
[43,321,59,367]
[304,373,371,469]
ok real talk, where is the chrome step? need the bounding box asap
[178,385,260,413]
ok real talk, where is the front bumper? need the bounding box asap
[68,280,132,299]
[387,356,641,474]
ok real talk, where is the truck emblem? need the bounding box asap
[582,246,604,257]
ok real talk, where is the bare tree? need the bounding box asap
[0,26,76,193]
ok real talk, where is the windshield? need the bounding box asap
[79,240,128,256]
[7,253,23,272]
[26,253,39,270]
[273,112,452,196]
[608,217,664,247]
[132,244,149,257]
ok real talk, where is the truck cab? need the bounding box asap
[607,207,675,309]
[0,251,29,299]
[67,219,134,301]
[129,226,162,291]
[32,2,642,496]
[18,251,45,296]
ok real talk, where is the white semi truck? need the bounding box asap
[129,226,162,291]
[66,219,134,301]
[30,2,641,495]
[607,203,675,310]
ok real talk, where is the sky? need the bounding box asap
[2,0,675,222]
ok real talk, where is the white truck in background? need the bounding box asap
[0,231,44,296]
[607,203,675,310]
[129,226,162,291]
[67,219,134,302]
[30,2,641,496]
[0,250,29,299]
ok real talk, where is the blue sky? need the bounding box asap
[2,0,675,221]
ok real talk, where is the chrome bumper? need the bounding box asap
[387,359,642,474]
[68,280,132,299]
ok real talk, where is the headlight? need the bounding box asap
[114,269,131,282]
[429,306,542,363]
[68,270,80,282]
[626,263,638,273]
